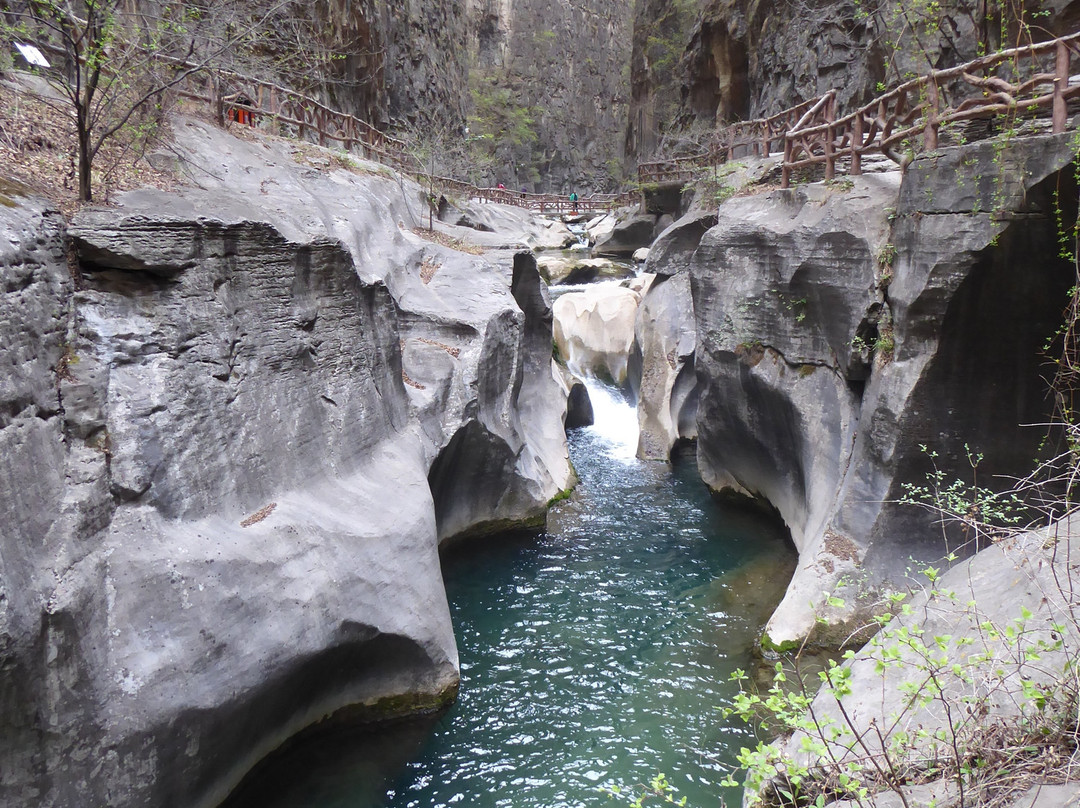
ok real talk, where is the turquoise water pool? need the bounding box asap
[223,393,795,808]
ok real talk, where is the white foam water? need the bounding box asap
[582,378,639,463]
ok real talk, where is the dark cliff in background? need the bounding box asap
[626,0,1080,164]
[252,0,469,132]
[463,0,632,191]
[255,0,630,192]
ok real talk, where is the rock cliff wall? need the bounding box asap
[262,0,632,190]
[462,0,632,191]
[0,119,572,808]
[384,0,471,130]
[681,134,1078,649]
[627,0,1080,161]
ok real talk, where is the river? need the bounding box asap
[223,382,796,808]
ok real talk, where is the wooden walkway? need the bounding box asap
[172,63,634,215]
[167,31,1080,209]
[637,31,1080,190]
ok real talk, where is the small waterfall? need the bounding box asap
[565,221,590,250]
[581,378,639,462]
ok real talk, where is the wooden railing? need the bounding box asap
[174,65,419,171]
[636,95,827,185]
[782,32,1080,187]
[170,64,635,215]
[469,185,636,214]
[34,32,1080,211]
[637,32,1080,192]
[417,173,635,214]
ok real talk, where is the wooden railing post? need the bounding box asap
[782,135,792,189]
[851,111,863,176]
[762,126,769,158]
[924,78,939,151]
[1054,39,1069,134]
[824,93,836,181]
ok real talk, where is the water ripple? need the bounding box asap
[221,399,796,808]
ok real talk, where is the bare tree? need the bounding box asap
[1,0,286,201]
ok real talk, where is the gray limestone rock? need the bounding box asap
[565,378,595,429]
[646,210,718,278]
[635,273,698,460]
[1006,784,1080,808]
[0,190,71,808]
[397,248,574,544]
[777,515,1080,808]
[594,213,658,257]
[553,282,644,384]
[437,197,576,250]
[688,133,1079,649]
[0,117,573,808]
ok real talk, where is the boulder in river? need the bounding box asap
[537,254,635,285]
[553,283,643,384]
[594,213,658,257]
[586,212,618,244]
[564,378,595,428]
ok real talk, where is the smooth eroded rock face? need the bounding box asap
[398,250,574,543]
[646,210,717,278]
[553,283,644,384]
[635,273,697,460]
[594,213,658,257]
[437,198,576,250]
[688,134,1078,649]
[0,119,573,808]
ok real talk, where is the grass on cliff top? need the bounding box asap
[0,70,399,218]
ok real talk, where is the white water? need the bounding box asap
[581,378,639,462]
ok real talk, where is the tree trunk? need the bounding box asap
[77,118,93,202]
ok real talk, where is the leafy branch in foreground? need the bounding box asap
[725,561,1079,808]
[603,772,689,807]
[899,444,1027,557]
